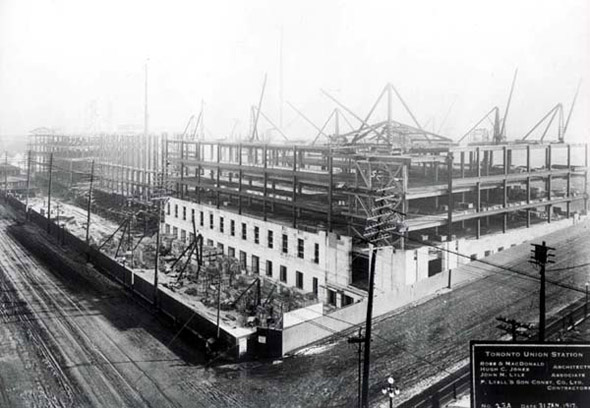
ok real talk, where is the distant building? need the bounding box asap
[28,130,164,205]
[0,163,27,193]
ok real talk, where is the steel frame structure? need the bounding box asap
[167,139,588,251]
[28,130,163,204]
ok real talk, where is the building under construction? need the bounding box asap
[28,128,164,210]
[23,83,588,309]
[163,84,588,308]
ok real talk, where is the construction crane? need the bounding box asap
[249,74,267,142]
[167,217,203,284]
[459,69,518,144]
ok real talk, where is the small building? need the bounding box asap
[0,163,20,178]
[0,164,28,194]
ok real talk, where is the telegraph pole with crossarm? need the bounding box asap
[348,327,365,408]
[530,241,555,342]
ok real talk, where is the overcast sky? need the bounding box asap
[0,0,588,145]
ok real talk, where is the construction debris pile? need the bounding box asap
[25,194,317,331]
[161,244,318,330]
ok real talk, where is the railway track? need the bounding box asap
[2,198,590,407]
[398,298,589,408]
[0,207,248,408]
[0,220,164,406]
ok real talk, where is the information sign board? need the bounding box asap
[471,342,590,408]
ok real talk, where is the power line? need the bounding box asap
[330,216,587,295]
[327,216,588,296]
[392,230,587,295]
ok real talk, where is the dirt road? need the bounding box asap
[0,206,246,407]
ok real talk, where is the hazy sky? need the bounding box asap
[0,0,588,144]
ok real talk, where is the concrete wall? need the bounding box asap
[283,303,323,328]
[374,246,432,290]
[372,215,582,290]
[281,269,453,354]
[281,216,584,355]
[164,198,353,303]
[454,216,580,269]
[165,199,581,306]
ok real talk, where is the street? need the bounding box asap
[0,202,589,407]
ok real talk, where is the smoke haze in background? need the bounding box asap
[0,0,588,150]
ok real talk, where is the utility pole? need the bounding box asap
[530,241,555,342]
[144,59,149,138]
[585,282,588,318]
[56,202,63,244]
[361,245,377,408]
[279,27,284,130]
[348,327,365,408]
[154,197,161,307]
[4,151,7,200]
[86,160,95,245]
[128,213,133,267]
[153,147,169,308]
[216,269,222,339]
[47,153,53,233]
[25,150,31,218]
[360,182,405,407]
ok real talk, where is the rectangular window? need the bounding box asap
[167,203,170,215]
[220,217,224,233]
[239,251,247,270]
[180,229,186,241]
[230,220,235,236]
[297,238,304,259]
[314,243,319,264]
[207,239,214,247]
[209,213,214,229]
[242,223,247,240]
[252,255,260,274]
[165,224,170,234]
[254,226,260,244]
[268,230,274,248]
[174,204,178,218]
[428,258,443,277]
[296,271,304,289]
[470,254,477,261]
[312,277,318,296]
[266,260,273,277]
[228,246,235,258]
[328,289,336,306]
[282,234,288,254]
[217,243,224,254]
[191,208,195,221]
[172,226,178,237]
[280,265,287,283]
[182,206,186,220]
[343,295,354,306]
[199,211,204,227]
